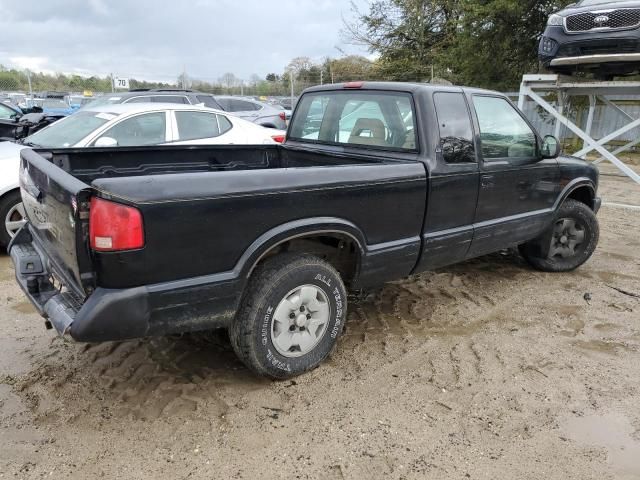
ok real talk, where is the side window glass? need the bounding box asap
[124,96,153,104]
[196,95,222,109]
[175,111,220,140]
[152,95,188,104]
[217,115,232,134]
[215,98,231,110]
[229,99,257,112]
[98,112,166,146]
[473,96,536,160]
[433,92,475,163]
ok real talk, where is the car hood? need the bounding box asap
[557,1,640,16]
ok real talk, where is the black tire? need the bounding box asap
[0,190,22,248]
[519,199,599,272]
[229,253,347,379]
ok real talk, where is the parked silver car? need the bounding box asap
[84,89,287,129]
[213,96,287,129]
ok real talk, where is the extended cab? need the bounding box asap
[9,82,601,378]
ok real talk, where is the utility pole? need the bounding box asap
[320,70,323,86]
[110,73,114,93]
[431,65,434,83]
[290,70,295,107]
[240,81,244,96]
[26,69,33,97]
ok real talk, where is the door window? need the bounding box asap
[473,96,536,160]
[175,111,228,140]
[96,112,166,146]
[433,92,475,163]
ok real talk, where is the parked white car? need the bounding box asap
[0,103,285,246]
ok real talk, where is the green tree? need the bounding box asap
[445,0,573,90]
[346,0,574,90]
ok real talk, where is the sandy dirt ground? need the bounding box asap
[1,174,639,480]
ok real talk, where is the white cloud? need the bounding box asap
[0,0,369,81]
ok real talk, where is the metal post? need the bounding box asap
[518,79,527,111]
[110,73,114,93]
[583,95,596,154]
[26,69,33,97]
[320,70,323,86]
[290,70,295,107]
[554,92,565,139]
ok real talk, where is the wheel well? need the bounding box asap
[0,187,20,201]
[566,186,595,210]
[252,234,360,286]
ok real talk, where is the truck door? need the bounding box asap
[415,91,479,272]
[467,94,561,258]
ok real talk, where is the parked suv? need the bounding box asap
[84,89,287,129]
[539,0,640,78]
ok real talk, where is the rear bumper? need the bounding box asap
[9,226,241,342]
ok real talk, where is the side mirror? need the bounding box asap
[540,135,560,159]
[94,136,118,148]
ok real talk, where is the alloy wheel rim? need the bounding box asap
[270,284,331,358]
[548,217,585,259]
[5,202,27,238]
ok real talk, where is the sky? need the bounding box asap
[0,0,370,82]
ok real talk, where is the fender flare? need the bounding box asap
[553,177,596,211]
[232,217,367,281]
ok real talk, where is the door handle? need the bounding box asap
[481,175,495,188]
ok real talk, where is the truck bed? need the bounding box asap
[16,144,427,339]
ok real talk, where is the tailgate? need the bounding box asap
[18,148,94,298]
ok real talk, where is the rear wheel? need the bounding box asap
[229,253,347,379]
[0,191,26,248]
[519,199,599,272]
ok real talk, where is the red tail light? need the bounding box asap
[344,81,364,89]
[89,197,144,252]
[271,134,286,143]
[279,112,286,121]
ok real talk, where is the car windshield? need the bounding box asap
[82,95,124,108]
[23,111,112,147]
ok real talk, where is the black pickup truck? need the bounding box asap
[9,82,601,378]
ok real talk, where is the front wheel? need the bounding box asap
[229,253,347,379]
[519,199,599,272]
[0,191,26,248]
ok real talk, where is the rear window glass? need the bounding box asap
[175,111,221,140]
[289,91,417,151]
[196,95,222,109]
